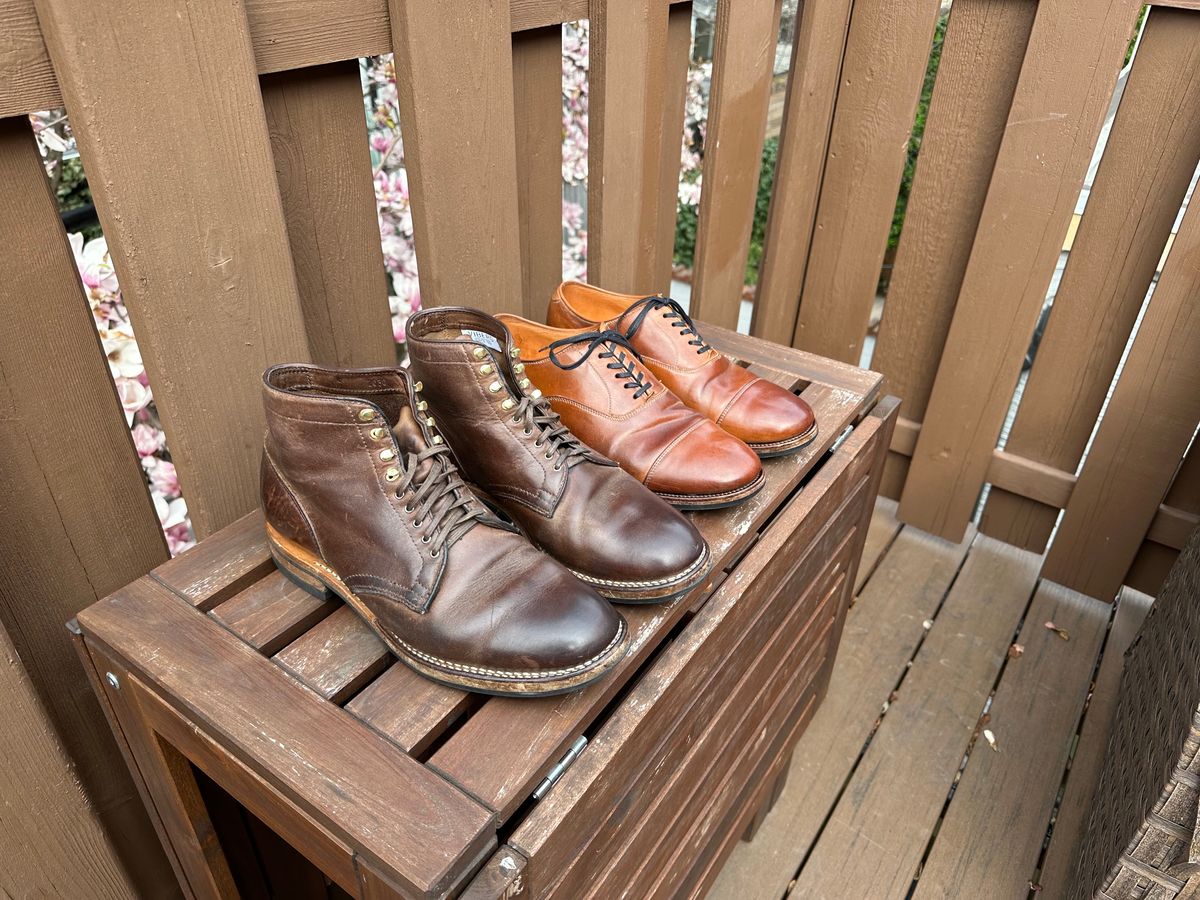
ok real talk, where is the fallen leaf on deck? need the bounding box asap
[1008,643,1025,658]
[1044,621,1070,641]
[983,729,999,752]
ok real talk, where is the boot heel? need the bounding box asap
[270,546,334,599]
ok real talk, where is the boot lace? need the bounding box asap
[622,295,712,355]
[395,444,487,556]
[546,329,653,399]
[508,395,592,471]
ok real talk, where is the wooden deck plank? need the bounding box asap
[789,536,1041,898]
[1034,587,1155,896]
[707,521,975,900]
[855,498,902,595]
[273,606,390,704]
[913,582,1112,897]
[345,664,472,757]
[209,571,337,656]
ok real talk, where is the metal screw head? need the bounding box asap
[499,856,518,875]
[105,672,120,690]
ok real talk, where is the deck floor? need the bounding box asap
[709,498,1154,900]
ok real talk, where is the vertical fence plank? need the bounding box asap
[789,0,944,363]
[689,0,781,330]
[513,24,565,319]
[652,0,694,297]
[34,0,312,538]
[262,60,395,368]
[0,116,175,898]
[1124,446,1200,595]
[587,0,670,292]
[1043,196,1200,600]
[749,0,853,346]
[897,0,1142,541]
[387,0,524,313]
[979,7,1200,550]
[871,0,1038,499]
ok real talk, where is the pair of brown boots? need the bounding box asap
[262,283,816,697]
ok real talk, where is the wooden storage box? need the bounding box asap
[72,326,894,899]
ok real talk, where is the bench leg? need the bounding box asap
[741,753,792,843]
[74,633,238,900]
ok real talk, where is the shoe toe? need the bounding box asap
[645,420,762,498]
[721,379,816,445]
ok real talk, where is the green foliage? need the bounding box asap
[673,134,780,287]
[1124,6,1148,68]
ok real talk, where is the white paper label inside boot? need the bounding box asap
[462,329,502,352]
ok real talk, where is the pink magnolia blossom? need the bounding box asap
[148,459,181,497]
[131,423,164,458]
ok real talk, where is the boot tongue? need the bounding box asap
[390,404,439,482]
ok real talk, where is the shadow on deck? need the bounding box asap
[710,498,1152,899]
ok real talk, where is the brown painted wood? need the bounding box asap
[344,664,471,756]
[750,0,853,345]
[459,848,527,900]
[209,571,337,656]
[1035,587,1154,896]
[512,24,565,320]
[689,0,781,329]
[586,0,670,292]
[651,1,694,296]
[898,0,1143,540]
[0,115,178,899]
[0,620,139,900]
[914,582,1111,896]
[708,505,976,900]
[0,0,59,115]
[791,536,1040,897]
[35,0,313,538]
[791,0,944,363]
[857,497,902,594]
[78,579,496,898]
[980,7,1200,552]
[1043,188,1200,599]
[1126,446,1200,594]
[386,0,523,314]
[274,606,390,704]
[872,0,1038,498]
[153,511,274,609]
[262,60,394,368]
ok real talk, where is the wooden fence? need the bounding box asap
[1,0,1198,894]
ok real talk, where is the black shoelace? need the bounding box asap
[622,295,712,355]
[394,444,487,556]
[546,329,653,400]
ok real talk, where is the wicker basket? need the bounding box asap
[1069,527,1200,900]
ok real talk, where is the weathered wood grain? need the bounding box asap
[790,536,1040,897]
[513,24,566,319]
[914,582,1111,896]
[791,0,944,363]
[209,571,337,655]
[0,115,176,898]
[1035,587,1154,896]
[872,0,1038,498]
[262,60,394,368]
[855,497,902,594]
[153,511,273,609]
[898,0,1143,539]
[345,664,472,756]
[1042,170,1200,600]
[980,6,1200,551]
[689,0,781,329]
[35,0,313,538]
[387,0,523,313]
[651,1,694,296]
[750,0,854,345]
[274,606,390,704]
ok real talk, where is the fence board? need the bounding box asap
[587,0,670,292]
[898,0,1142,540]
[689,0,781,330]
[387,0,524,313]
[872,0,1038,499]
[980,6,1200,551]
[1125,445,1200,594]
[749,0,852,346]
[790,0,943,363]
[513,24,565,319]
[1043,193,1200,600]
[0,116,176,897]
[262,60,394,368]
[35,0,312,538]
[652,0,694,296]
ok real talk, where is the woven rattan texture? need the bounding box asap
[1070,527,1200,900]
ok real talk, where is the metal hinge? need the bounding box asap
[829,424,854,454]
[532,735,587,801]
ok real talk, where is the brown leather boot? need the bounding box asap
[261,364,628,696]
[490,314,764,510]
[548,282,818,457]
[407,308,712,600]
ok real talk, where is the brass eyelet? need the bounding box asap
[357,408,375,422]
[432,435,443,444]
[488,381,502,394]
[425,416,435,427]
[523,427,532,435]
[509,347,520,358]
[384,467,400,482]
[369,427,387,440]
[430,548,439,558]
[417,400,428,412]
[379,449,396,462]
[413,380,424,392]
[421,534,431,544]
[512,362,525,374]
[480,364,493,376]
[414,519,424,529]
[472,347,488,360]
[501,398,515,411]
[530,389,543,399]
[404,504,414,513]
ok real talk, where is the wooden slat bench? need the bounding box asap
[71,330,895,899]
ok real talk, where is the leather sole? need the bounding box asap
[265,524,630,697]
[652,469,766,511]
[745,422,820,459]
[568,540,713,605]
